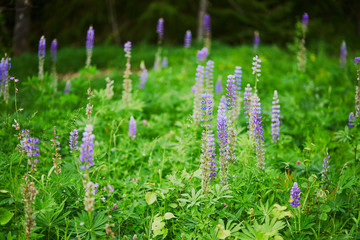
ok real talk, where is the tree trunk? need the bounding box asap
[107,0,120,45]
[197,0,207,42]
[13,0,31,55]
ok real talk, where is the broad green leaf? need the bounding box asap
[0,208,14,225]
[274,236,284,240]
[164,212,175,220]
[169,203,177,208]
[145,192,157,205]
[217,229,231,239]
[321,204,331,213]
[319,212,328,221]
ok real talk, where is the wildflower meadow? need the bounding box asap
[0,6,360,240]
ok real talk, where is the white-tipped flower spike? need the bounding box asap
[86,26,94,68]
[271,90,280,142]
[38,36,46,80]
[129,116,136,140]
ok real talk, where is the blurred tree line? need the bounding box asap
[1,0,360,55]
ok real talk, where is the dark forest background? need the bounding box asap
[1,0,360,55]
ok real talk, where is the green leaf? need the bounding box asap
[319,212,328,221]
[145,192,157,205]
[217,229,231,239]
[169,203,177,208]
[0,208,14,225]
[321,204,331,213]
[164,212,175,220]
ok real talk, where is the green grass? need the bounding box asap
[0,42,360,239]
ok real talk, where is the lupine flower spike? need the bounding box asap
[193,65,205,124]
[105,77,114,99]
[253,31,260,52]
[129,116,137,140]
[38,36,46,80]
[250,94,265,170]
[290,182,301,207]
[348,112,355,128]
[0,56,11,104]
[217,101,229,186]
[204,13,211,51]
[340,41,346,68]
[22,175,39,238]
[154,18,164,70]
[122,41,132,104]
[51,39,58,90]
[80,124,95,170]
[243,83,253,134]
[184,30,192,48]
[200,92,216,193]
[321,152,330,188]
[215,76,222,94]
[271,90,280,142]
[20,130,40,172]
[197,47,208,62]
[233,66,242,119]
[205,60,214,102]
[86,26,94,68]
[252,55,261,91]
[69,129,79,153]
[226,75,237,164]
[64,80,71,94]
[139,61,148,89]
[298,13,308,72]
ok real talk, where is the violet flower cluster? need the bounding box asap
[129,116,137,140]
[340,41,346,68]
[64,80,71,94]
[254,31,260,51]
[0,57,11,103]
[348,112,355,128]
[162,57,168,67]
[197,47,208,62]
[200,93,216,184]
[243,84,253,123]
[271,90,280,142]
[217,101,229,186]
[69,129,79,153]
[193,65,205,124]
[321,152,330,188]
[86,26,94,68]
[21,129,40,172]
[290,182,301,207]
[215,77,222,94]
[139,62,148,89]
[205,60,214,94]
[251,94,265,170]
[226,75,237,110]
[252,55,261,82]
[122,41,132,104]
[124,41,131,58]
[38,36,46,80]
[51,39,57,63]
[302,13,309,33]
[156,18,164,42]
[51,126,62,175]
[234,67,242,93]
[80,124,95,170]
[204,14,211,34]
[184,30,192,48]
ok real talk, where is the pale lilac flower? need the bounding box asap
[215,77,222,94]
[156,18,164,41]
[197,47,208,62]
[217,101,228,185]
[253,31,260,50]
[69,129,79,153]
[271,90,280,142]
[204,14,211,34]
[349,112,355,128]
[340,41,346,68]
[51,39,57,63]
[64,80,71,94]
[184,30,192,48]
[226,75,237,110]
[302,13,309,32]
[321,152,330,188]
[38,36,46,59]
[80,124,95,170]
[129,116,136,140]
[162,57,168,67]
[124,41,131,58]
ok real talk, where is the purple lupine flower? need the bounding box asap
[321,152,330,188]
[107,184,114,192]
[204,14,211,34]
[69,129,79,153]
[271,90,280,142]
[197,47,208,62]
[129,116,136,140]
[64,80,71,94]
[139,68,148,89]
[38,36,46,59]
[217,101,229,185]
[251,94,265,170]
[354,57,360,65]
[215,77,222,94]
[193,65,205,123]
[156,18,164,41]
[253,31,260,50]
[243,83,253,118]
[301,13,309,32]
[162,57,168,67]
[340,41,346,68]
[220,95,227,110]
[0,57,11,91]
[226,75,237,110]
[200,93,216,182]
[184,30,192,48]
[290,182,301,207]
[124,41,131,58]
[86,26,94,52]
[349,112,355,128]
[79,124,95,170]
[234,66,242,93]
[205,60,214,93]
[51,39,57,63]
[21,130,40,172]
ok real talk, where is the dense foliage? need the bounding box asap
[0,35,360,239]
